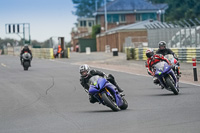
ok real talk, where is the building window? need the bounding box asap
[136,13,157,21]
[106,14,126,23]
[80,21,87,27]
[97,16,101,25]
[88,21,93,27]
[107,14,112,23]
[113,14,119,22]
[142,13,157,21]
[136,14,141,21]
[107,14,119,23]
[120,14,126,22]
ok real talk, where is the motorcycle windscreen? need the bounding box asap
[88,76,107,95]
[164,54,177,65]
[97,78,107,90]
[154,62,171,76]
[164,54,173,62]
[88,75,107,90]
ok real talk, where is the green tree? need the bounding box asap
[72,0,113,17]
[0,38,24,48]
[150,0,200,21]
[91,25,101,38]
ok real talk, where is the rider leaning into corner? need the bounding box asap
[156,41,181,76]
[145,48,172,88]
[79,64,124,104]
[20,44,33,66]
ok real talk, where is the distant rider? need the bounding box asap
[156,41,180,76]
[146,48,171,87]
[20,44,32,66]
[156,41,178,60]
[79,64,123,103]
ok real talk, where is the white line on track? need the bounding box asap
[1,63,7,67]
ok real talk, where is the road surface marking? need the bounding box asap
[1,63,7,67]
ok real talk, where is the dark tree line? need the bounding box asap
[150,0,200,21]
[0,38,51,48]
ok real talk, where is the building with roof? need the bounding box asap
[71,17,96,51]
[71,0,168,52]
[96,19,164,52]
[94,0,168,31]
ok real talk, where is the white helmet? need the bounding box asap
[79,64,90,78]
[146,48,154,58]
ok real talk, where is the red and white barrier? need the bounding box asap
[192,57,198,81]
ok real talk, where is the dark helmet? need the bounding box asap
[158,41,166,49]
[146,48,154,58]
[24,44,29,50]
[79,64,90,78]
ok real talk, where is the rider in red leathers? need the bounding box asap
[145,48,171,86]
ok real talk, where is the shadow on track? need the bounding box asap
[79,109,131,113]
[148,93,181,96]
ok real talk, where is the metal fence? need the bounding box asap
[145,18,200,48]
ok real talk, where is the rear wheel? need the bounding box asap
[101,92,120,111]
[165,76,179,95]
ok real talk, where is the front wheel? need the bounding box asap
[24,67,28,71]
[165,76,179,95]
[119,97,128,110]
[23,61,29,71]
[101,92,120,111]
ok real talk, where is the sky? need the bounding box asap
[0,0,77,42]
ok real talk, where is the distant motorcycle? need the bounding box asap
[22,52,31,71]
[88,75,128,111]
[153,60,179,95]
[164,54,180,81]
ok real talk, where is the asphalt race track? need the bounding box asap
[0,54,200,133]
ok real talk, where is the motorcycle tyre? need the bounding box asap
[101,92,120,111]
[165,76,179,95]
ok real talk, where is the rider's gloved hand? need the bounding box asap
[151,72,155,76]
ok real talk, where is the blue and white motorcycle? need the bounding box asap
[154,60,179,95]
[88,75,128,111]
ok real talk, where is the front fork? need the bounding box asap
[157,71,177,89]
[98,88,123,107]
[93,88,113,105]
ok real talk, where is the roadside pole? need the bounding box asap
[192,57,198,81]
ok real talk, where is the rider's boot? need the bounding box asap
[159,84,164,89]
[153,77,159,85]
